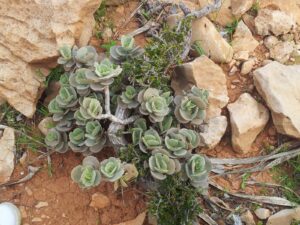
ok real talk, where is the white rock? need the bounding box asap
[228,93,269,153]
[0,0,102,117]
[191,17,233,63]
[172,55,229,119]
[255,9,296,36]
[254,62,300,138]
[232,21,259,55]
[241,210,256,225]
[255,208,271,220]
[267,207,300,225]
[35,202,48,209]
[231,0,254,16]
[0,128,15,184]
[199,116,228,149]
[241,59,256,75]
[264,36,279,50]
[0,202,21,225]
[269,41,295,63]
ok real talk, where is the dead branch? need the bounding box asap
[198,213,218,225]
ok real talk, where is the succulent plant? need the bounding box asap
[57,45,75,71]
[55,86,78,108]
[71,156,101,188]
[118,86,139,109]
[100,157,125,182]
[60,73,70,86]
[110,35,144,63]
[79,97,103,120]
[48,99,65,121]
[158,115,174,134]
[55,119,73,132]
[174,86,209,125]
[138,88,173,123]
[85,121,106,153]
[164,128,188,157]
[80,58,122,91]
[45,128,68,153]
[131,118,147,146]
[185,154,211,188]
[149,149,181,180]
[69,68,92,96]
[74,46,98,67]
[139,128,162,153]
[68,128,88,152]
[179,128,200,150]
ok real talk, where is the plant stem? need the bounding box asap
[97,114,139,125]
[104,86,111,115]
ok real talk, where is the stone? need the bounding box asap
[199,116,228,149]
[38,117,55,136]
[234,51,249,61]
[231,0,254,16]
[113,211,146,225]
[259,0,300,25]
[172,56,229,119]
[32,217,43,222]
[264,36,279,49]
[90,193,111,209]
[191,17,233,63]
[241,210,256,225]
[241,58,256,75]
[227,93,269,153]
[242,14,256,34]
[35,202,49,209]
[253,62,300,138]
[255,9,296,36]
[267,207,300,225]
[269,41,295,63]
[232,21,259,54]
[255,208,271,220]
[198,0,234,26]
[0,128,15,184]
[0,0,102,117]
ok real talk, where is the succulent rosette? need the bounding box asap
[45,128,68,153]
[139,128,162,153]
[74,46,98,67]
[138,88,173,123]
[110,35,144,63]
[79,97,103,120]
[71,156,101,188]
[84,121,106,153]
[118,86,139,109]
[185,154,212,189]
[149,149,181,180]
[179,128,200,150]
[68,128,88,152]
[83,58,122,91]
[57,45,76,71]
[174,86,209,125]
[100,157,125,182]
[69,68,93,96]
[131,118,147,146]
[164,128,188,157]
[55,86,78,108]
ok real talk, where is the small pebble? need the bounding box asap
[255,208,271,220]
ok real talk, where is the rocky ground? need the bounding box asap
[0,0,300,225]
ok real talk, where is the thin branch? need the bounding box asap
[104,86,111,115]
[96,114,139,125]
[187,0,222,18]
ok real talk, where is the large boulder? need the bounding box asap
[0,128,15,184]
[254,62,300,138]
[227,93,269,153]
[172,55,229,119]
[0,0,102,118]
[267,207,300,225]
[191,17,233,63]
[254,9,296,36]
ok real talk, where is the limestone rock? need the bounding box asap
[172,56,229,119]
[234,51,249,61]
[259,0,300,25]
[0,0,102,117]
[198,0,234,26]
[90,193,111,209]
[241,58,256,75]
[267,207,300,225]
[255,208,271,220]
[253,62,300,138]
[199,116,228,149]
[241,210,256,225]
[264,36,279,49]
[38,117,55,136]
[227,93,269,153]
[113,211,146,225]
[255,9,296,36]
[191,17,233,63]
[242,14,256,34]
[232,21,259,54]
[0,128,15,184]
[231,0,254,16]
[269,41,295,63]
